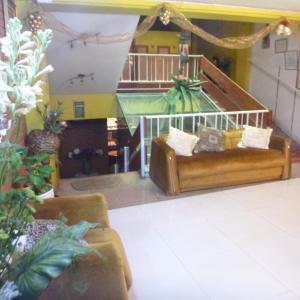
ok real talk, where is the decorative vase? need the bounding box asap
[26,129,60,154]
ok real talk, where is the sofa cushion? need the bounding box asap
[194,125,225,152]
[238,125,273,149]
[224,129,244,150]
[166,127,199,156]
[177,148,285,180]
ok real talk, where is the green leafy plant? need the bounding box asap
[0,18,103,300]
[7,221,101,300]
[14,152,54,195]
[36,101,65,134]
[0,17,53,283]
[0,188,40,277]
[164,74,206,114]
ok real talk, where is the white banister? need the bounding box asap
[121,53,203,83]
[139,109,269,177]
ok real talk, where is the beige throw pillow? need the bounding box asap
[166,127,199,156]
[238,125,273,149]
[194,124,225,152]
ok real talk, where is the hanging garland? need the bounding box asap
[26,2,300,49]
[135,3,300,49]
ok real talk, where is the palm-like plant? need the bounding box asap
[164,74,206,114]
[36,101,65,134]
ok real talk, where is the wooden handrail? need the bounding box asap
[199,56,267,111]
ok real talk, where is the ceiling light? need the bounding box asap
[276,21,292,36]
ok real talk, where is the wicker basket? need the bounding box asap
[26,129,60,154]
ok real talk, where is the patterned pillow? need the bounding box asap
[194,124,225,152]
[23,219,88,252]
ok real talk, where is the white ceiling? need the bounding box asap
[46,12,138,95]
[155,0,300,13]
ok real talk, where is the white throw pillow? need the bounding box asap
[166,127,199,156]
[238,125,273,149]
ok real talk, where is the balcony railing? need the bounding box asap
[120,53,202,83]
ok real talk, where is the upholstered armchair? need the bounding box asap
[33,193,132,300]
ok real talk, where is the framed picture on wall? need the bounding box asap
[285,51,298,70]
[73,101,85,118]
[275,38,288,53]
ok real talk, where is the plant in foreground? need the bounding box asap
[0,17,53,279]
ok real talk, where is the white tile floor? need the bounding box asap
[109,178,300,300]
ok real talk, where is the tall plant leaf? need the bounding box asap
[180,86,190,113]
[9,221,99,300]
[187,90,194,112]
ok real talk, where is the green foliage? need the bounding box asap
[0,18,103,300]
[9,221,99,300]
[164,74,206,114]
[14,152,54,195]
[0,17,53,283]
[0,188,40,275]
[36,101,65,134]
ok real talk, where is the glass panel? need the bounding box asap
[116,90,225,135]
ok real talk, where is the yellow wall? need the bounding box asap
[50,93,118,120]
[192,21,252,90]
[134,31,179,54]
[231,23,253,90]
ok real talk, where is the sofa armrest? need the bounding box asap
[34,193,110,227]
[39,242,129,300]
[149,137,180,195]
[269,135,292,179]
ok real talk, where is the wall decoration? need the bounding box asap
[262,34,270,49]
[27,11,43,34]
[284,51,298,70]
[135,3,300,49]
[73,101,85,118]
[275,38,288,53]
[28,2,300,49]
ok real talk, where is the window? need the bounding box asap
[73,101,85,118]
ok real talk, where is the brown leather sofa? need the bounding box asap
[33,193,132,300]
[150,130,292,195]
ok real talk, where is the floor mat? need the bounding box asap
[71,177,122,191]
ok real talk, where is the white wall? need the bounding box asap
[249,29,300,144]
[46,11,139,95]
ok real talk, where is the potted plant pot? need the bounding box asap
[38,184,54,199]
[26,129,60,154]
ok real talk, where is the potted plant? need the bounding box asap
[14,151,55,199]
[0,18,101,299]
[0,16,54,287]
[26,101,66,154]
[164,74,206,114]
